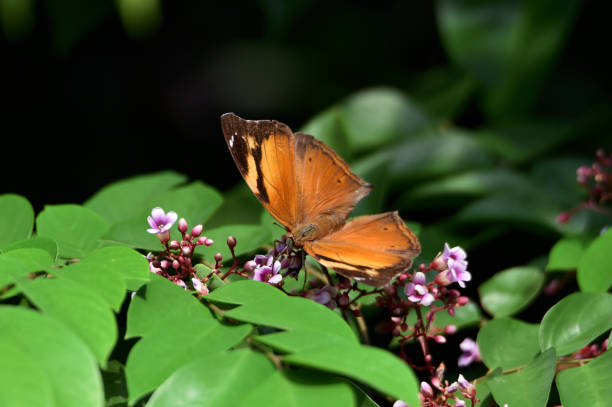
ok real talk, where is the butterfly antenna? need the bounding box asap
[271,221,285,231]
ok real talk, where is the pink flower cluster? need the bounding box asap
[145,207,214,294]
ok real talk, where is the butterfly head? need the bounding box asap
[291,223,319,246]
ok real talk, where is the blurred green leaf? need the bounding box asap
[577,229,612,292]
[150,181,223,227]
[36,204,110,259]
[86,171,186,224]
[546,236,590,271]
[479,266,544,317]
[478,317,540,370]
[386,127,492,182]
[0,253,31,288]
[539,292,612,356]
[15,277,117,366]
[46,0,113,54]
[300,106,349,158]
[125,276,251,403]
[487,349,556,407]
[206,183,264,229]
[3,236,58,262]
[0,194,33,250]
[399,168,532,203]
[0,306,103,407]
[434,300,482,331]
[102,218,161,251]
[557,349,612,407]
[340,87,431,154]
[147,349,275,407]
[116,0,162,38]
[0,0,35,40]
[437,0,581,121]
[0,248,53,274]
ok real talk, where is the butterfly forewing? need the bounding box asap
[221,113,299,229]
[294,132,372,234]
[304,212,421,286]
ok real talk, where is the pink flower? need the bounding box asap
[147,207,178,234]
[405,272,434,306]
[250,259,283,285]
[458,338,481,367]
[442,243,467,263]
[446,258,471,288]
[392,401,407,407]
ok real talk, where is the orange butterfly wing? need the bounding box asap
[304,212,421,286]
[221,113,300,229]
[292,132,372,239]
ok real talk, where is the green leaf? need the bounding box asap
[0,248,54,273]
[434,300,482,331]
[205,183,264,229]
[125,277,252,403]
[36,204,110,259]
[557,349,612,407]
[0,194,33,249]
[0,306,103,407]
[478,317,541,370]
[53,246,149,311]
[147,349,275,407]
[102,218,161,251]
[195,224,272,263]
[437,0,581,120]
[487,349,556,407]
[3,236,58,262]
[340,87,431,153]
[547,236,590,271]
[15,277,117,366]
[479,266,544,317]
[539,292,612,356]
[85,171,186,224]
[149,181,223,226]
[243,368,358,406]
[577,229,612,292]
[300,106,349,159]
[207,281,419,406]
[386,128,492,182]
[0,254,31,289]
[284,345,418,407]
[399,169,532,202]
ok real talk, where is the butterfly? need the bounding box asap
[221,113,421,286]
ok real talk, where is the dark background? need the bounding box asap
[2,0,611,213]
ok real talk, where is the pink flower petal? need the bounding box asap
[421,293,435,306]
[268,274,282,284]
[165,211,178,225]
[147,215,158,229]
[151,207,166,224]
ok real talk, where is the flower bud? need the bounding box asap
[191,224,203,237]
[244,260,257,272]
[444,324,457,334]
[434,335,447,344]
[420,381,434,398]
[338,293,350,307]
[181,246,192,256]
[424,354,432,363]
[214,253,223,262]
[227,236,237,249]
[431,254,447,271]
[196,236,207,245]
[434,270,453,286]
[205,238,214,246]
[160,260,169,269]
[178,218,188,233]
[457,296,469,306]
[169,240,180,250]
[447,307,456,316]
[557,211,571,224]
[172,260,180,269]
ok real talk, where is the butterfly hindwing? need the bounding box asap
[221,113,299,229]
[294,132,372,233]
[304,212,421,286]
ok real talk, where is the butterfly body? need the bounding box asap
[221,112,420,286]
